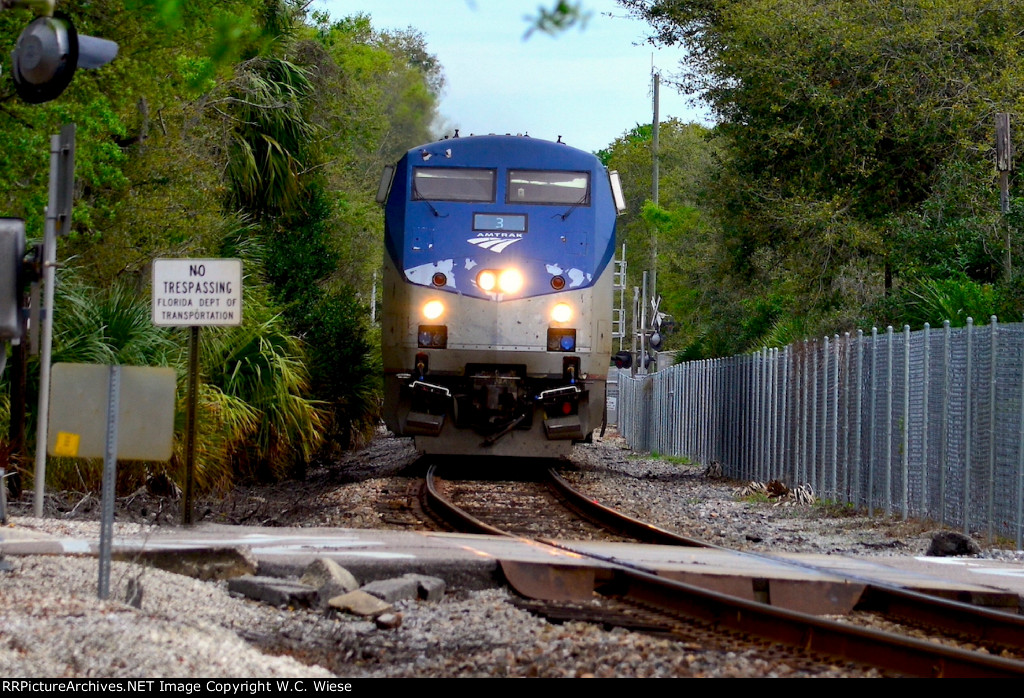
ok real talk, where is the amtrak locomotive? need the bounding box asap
[378,134,624,457]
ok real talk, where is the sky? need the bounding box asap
[310,0,711,154]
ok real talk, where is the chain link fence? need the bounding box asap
[618,318,1024,546]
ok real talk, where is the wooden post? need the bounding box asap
[996,113,1014,280]
[182,326,199,525]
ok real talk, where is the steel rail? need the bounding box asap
[603,565,1024,678]
[423,464,512,538]
[427,464,1024,676]
[551,466,1024,654]
[546,468,723,548]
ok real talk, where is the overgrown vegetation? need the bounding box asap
[8,0,1024,495]
[609,0,1024,357]
[0,1,442,494]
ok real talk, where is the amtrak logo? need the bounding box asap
[467,234,523,254]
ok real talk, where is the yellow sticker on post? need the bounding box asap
[53,431,80,457]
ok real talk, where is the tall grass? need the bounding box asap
[54,279,179,366]
[904,277,1004,328]
[201,315,326,482]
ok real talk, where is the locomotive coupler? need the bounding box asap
[481,412,528,446]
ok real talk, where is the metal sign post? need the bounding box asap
[33,123,75,518]
[49,363,176,598]
[97,365,120,599]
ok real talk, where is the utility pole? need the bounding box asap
[641,70,661,373]
[651,71,660,307]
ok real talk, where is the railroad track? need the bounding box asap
[423,462,1024,677]
[424,463,635,540]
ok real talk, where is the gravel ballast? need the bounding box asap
[1,431,1017,678]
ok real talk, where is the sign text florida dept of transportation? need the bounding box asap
[152,258,242,326]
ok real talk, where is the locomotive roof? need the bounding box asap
[400,134,601,170]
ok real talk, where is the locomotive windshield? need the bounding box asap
[413,167,495,202]
[506,170,590,206]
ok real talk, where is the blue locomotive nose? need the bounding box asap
[382,134,618,456]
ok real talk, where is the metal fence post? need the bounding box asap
[988,316,998,541]
[902,325,911,520]
[706,359,712,465]
[811,339,819,492]
[797,342,804,486]
[773,348,782,481]
[760,350,768,480]
[685,362,693,460]
[965,317,974,535]
[734,356,741,470]
[885,326,894,517]
[922,323,930,519]
[941,320,951,526]
[832,334,840,501]
[855,329,864,508]
[822,335,830,497]
[842,332,851,502]
[745,354,751,478]
[716,358,724,466]
[803,340,811,486]
[781,346,790,483]
[765,347,770,478]
[751,351,759,481]
[869,327,878,516]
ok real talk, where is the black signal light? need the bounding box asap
[11,13,118,105]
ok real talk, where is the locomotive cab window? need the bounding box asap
[506,170,590,206]
[413,167,496,202]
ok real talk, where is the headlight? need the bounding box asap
[498,268,524,294]
[477,270,497,291]
[551,303,573,323]
[422,300,444,320]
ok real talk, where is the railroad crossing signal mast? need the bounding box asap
[612,70,665,375]
[630,70,663,375]
[0,0,118,515]
[0,0,119,357]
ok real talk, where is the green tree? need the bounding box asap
[601,119,731,354]
[0,1,447,492]
[217,6,443,455]
[622,0,1024,339]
